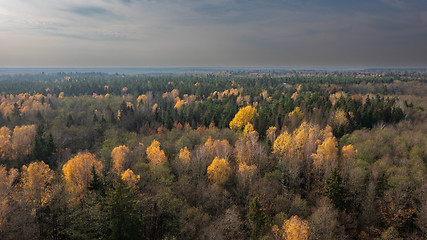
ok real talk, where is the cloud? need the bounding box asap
[66,6,115,17]
[0,0,426,67]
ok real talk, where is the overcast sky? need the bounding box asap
[1,0,426,68]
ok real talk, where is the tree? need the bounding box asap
[325,169,346,210]
[88,165,105,195]
[178,146,191,172]
[230,106,258,131]
[243,123,256,137]
[63,152,103,200]
[0,165,18,232]
[207,157,231,185]
[0,127,12,160]
[312,136,338,180]
[19,161,54,238]
[282,215,309,240]
[32,126,56,165]
[106,178,143,240]
[111,145,131,174]
[121,169,140,189]
[20,161,54,213]
[273,131,292,157]
[12,124,36,159]
[146,140,167,168]
[247,197,266,239]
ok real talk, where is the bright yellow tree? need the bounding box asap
[178,146,191,167]
[243,123,256,137]
[273,131,292,157]
[63,152,103,199]
[111,145,131,174]
[312,136,338,178]
[282,215,309,240]
[230,106,258,131]
[0,127,12,159]
[20,161,54,215]
[146,140,167,168]
[12,125,36,158]
[288,107,304,121]
[121,169,140,188]
[207,157,231,185]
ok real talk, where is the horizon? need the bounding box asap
[1,66,427,76]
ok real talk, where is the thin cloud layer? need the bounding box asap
[0,0,426,67]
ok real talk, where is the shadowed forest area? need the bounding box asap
[0,70,425,239]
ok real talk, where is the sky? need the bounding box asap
[1,0,427,68]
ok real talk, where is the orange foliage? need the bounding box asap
[179,146,191,167]
[207,157,231,185]
[312,136,338,178]
[20,161,54,214]
[282,216,309,240]
[12,125,36,159]
[0,127,12,159]
[146,140,167,168]
[121,169,140,188]
[137,94,148,105]
[111,145,131,174]
[62,152,103,199]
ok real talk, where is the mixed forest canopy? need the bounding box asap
[0,69,425,239]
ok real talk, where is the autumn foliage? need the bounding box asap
[111,145,131,174]
[230,106,258,131]
[62,152,103,199]
[282,216,309,240]
[207,157,231,185]
[20,161,54,214]
[146,140,167,168]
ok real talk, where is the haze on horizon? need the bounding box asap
[1,0,427,68]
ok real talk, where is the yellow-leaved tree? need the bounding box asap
[207,157,231,185]
[146,140,167,168]
[312,136,338,180]
[111,145,131,174]
[282,215,309,240]
[0,126,12,159]
[121,169,140,188]
[20,161,54,215]
[0,165,18,230]
[178,146,191,168]
[243,123,256,137]
[12,125,36,159]
[230,106,258,131]
[62,152,103,200]
[273,131,292,157]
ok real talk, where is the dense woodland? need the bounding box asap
[0,70,425,240]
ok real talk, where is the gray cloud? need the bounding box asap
[0,0,426,67]
[66,6,114,17]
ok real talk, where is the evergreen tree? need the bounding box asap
[247,197,266,239]
[325,169,347,210]
[106,178,143,240]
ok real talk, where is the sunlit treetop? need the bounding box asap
[230,106,258,131]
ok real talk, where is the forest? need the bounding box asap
[0,70,425,240]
